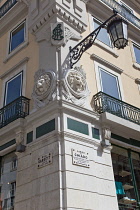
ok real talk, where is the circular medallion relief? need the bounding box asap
[35,74,51,96]
[66,71,86,96]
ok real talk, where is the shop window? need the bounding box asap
[4,72,23,106]
[0,153,17,210]
[133,45,140,65]
[9,21,25,53]
[93,18,112,47]
[111,145,140,209]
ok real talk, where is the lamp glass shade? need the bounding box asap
[107,18,128,49]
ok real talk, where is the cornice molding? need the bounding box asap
[91,54,123,74]
[0,57,29,79]
[0,2,28,37]
[31,4,86,34]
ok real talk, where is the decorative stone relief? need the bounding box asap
[62,0,71,9]
[16,131,24,145]
[74,0,83,17]
[51,23,65,46]
[101,126,111,148]
[62,66,90,107]
[64,27,82,46]
[32,69,56,109]
[102,127,111,141]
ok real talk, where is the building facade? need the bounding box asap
[0,0,140,209]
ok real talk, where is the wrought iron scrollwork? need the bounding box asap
[69,10,117,68]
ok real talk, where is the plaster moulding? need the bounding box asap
[62,66,90,107]
[32,69,57,110]
[91,54,123,74]
[31,4,86,34]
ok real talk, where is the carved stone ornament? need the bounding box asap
[16,131,24,145]
[51,22,64,46]
[62,66,90,106]
[32,69,56,109]
[102,127,111,141]
[64,27,82,46]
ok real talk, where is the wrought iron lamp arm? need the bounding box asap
[69,10,118,68]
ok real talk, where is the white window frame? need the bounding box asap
[89,13,118,57]
[4,72,23,106]
[94,61,124,101]
[9,20,26,53]
[0,62,26,109]
[130,40,140,70]
[4,18,28,63]
[93,17,112,47]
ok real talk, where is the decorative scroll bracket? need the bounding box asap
[69,10,117,68]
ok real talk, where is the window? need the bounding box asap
[99,67,121,100]
[111,145,140,209]
[93,18,112,47]
[11,157,17,171]
[92,128,100,140]
[133,45,140,64]
[10,182,16,207]
[4,72,23,106]
[9,21,25,53]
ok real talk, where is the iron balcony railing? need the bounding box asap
[0,96,30,128]
[0,0,17,18]
[99,0,140,29]
[93,92,140,125]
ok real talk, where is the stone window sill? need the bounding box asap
[94,39,119,58]
[3,41,29,63]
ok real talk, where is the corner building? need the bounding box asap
[0,0,140,209]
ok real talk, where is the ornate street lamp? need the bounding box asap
[70,10,128,68]
[107,18,128,49]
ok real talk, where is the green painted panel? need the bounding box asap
[36,119,55,139]
[111,133,140,148]
[67,118,89,135]
[27,131,33,144]
[92,128,100,140]
[0,139,16,151]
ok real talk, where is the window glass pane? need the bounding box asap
[0,152,17,209]
[133,45,140,64]
[10,22,25,52]
[100,68,120,99]
[112,146,139,209]
[5,73,22,105]
[94,19,112,47]
[131,152,140,201]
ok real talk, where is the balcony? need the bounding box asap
[0,0,17,18]
[93,92,140,125]
[99,0,140,29]
[0,96,30,129]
